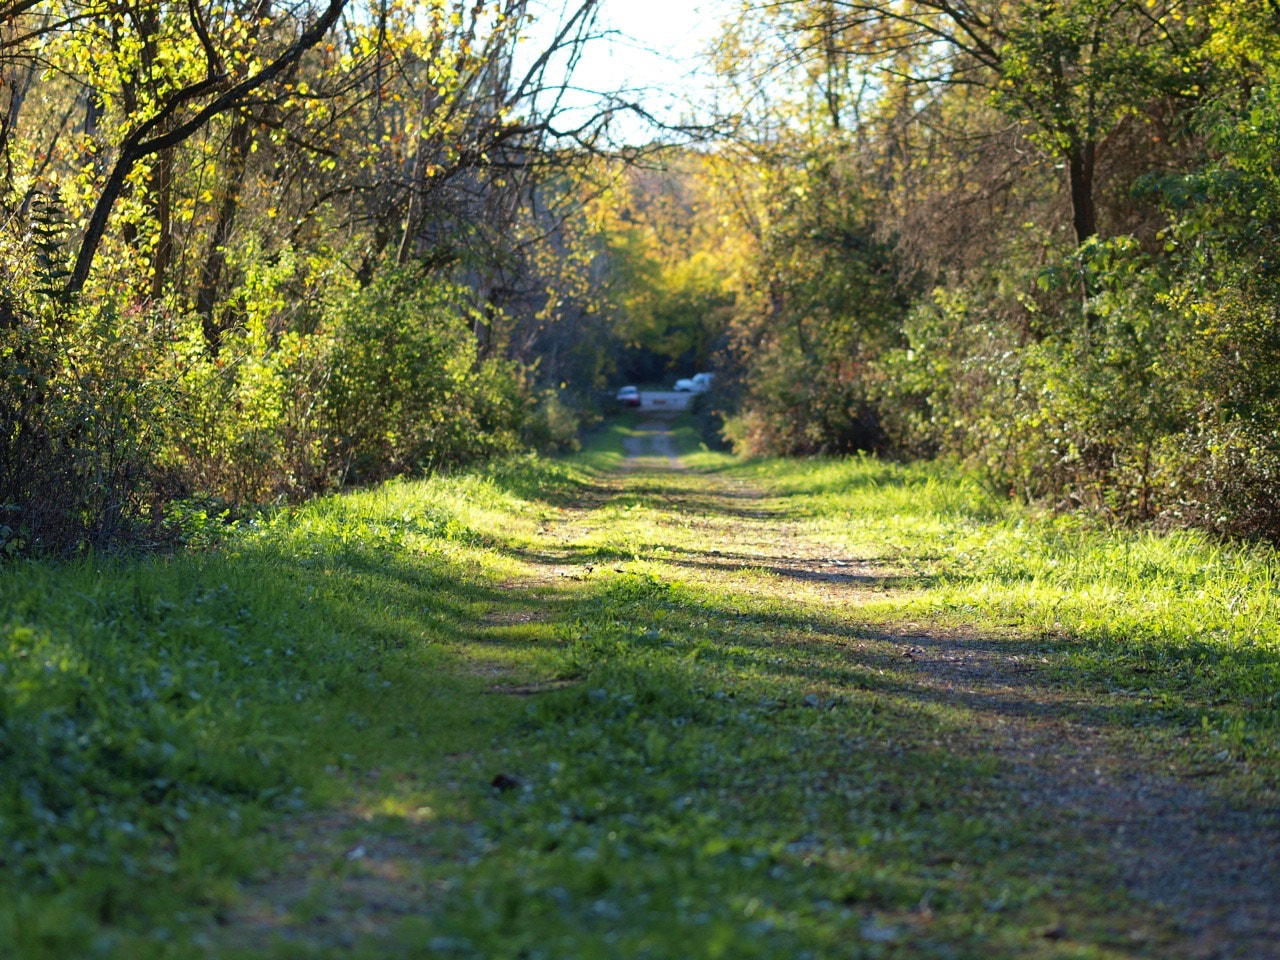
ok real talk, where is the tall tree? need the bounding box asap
[744,0,1202,245]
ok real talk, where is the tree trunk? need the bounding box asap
[150,146,173,301]
[1067,139,1098,346]
[195,112,253,351]
[0,59,37,186]
[1067,140,1097,246]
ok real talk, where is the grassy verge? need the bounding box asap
[729,456,1280,777]
[3,423,1277,957]
[0,461,581,957]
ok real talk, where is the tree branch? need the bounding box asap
[66,0,349,294]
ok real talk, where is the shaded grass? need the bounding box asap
[4,424,1275,957]
[0,468,572,957]
[401,573,1151,960]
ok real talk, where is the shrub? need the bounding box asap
[1,240,534,552]
[523,387,585,454]
[0,296,171,554]
[322,269,525,484]
[160,314,333,505]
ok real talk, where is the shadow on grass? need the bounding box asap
[468,464,1280,713]
[200,459,1280,959]
[17,441,1270,958]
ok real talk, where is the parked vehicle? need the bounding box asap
[673,372,715,393]
[616,385,642,407]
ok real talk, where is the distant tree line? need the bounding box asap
[604,0,1280,539]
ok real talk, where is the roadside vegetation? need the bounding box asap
[5,419,1277,957]
[5,1,1280,953]
[593,1,1280,543]
[11,2,1280,557]
[0,0,624,557]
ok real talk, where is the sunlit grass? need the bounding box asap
[4,422,1276,957]
[730,454,1280,769]
[0,459,582,958]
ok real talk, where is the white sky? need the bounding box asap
[526,0,738,143]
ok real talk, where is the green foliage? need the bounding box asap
[872,284,1022,465]
[717,148,913,456]
[988,0,1185,156]
[524,387,588,454]
[162,311,333,505]
[1120,81,1280,537]
[322,270,525,484]
[27,193,74,303]
[0,293,172,553]
[1,230,533,553]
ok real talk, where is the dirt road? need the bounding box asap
[214,418,1280,959]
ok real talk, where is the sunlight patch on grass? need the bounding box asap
[6,425,1275,957]
[0,453,586,957]
[722,454,1280,772]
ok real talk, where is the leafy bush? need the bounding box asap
[0,296,172,554]
[161,314,334,505]
[1001,239,1186,517]
[322,269,525,484]
[720,156,910,457]
[524,387,587,453]
[0,234,537,551]
[870,212,1280,536]
[1145,85,1280,538]
[871,282,1030,479]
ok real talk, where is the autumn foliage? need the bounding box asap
[0,0,608,552]
[603,1,1280,539]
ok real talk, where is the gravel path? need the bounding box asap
[891,626,1280,960]
[620,414,686,469]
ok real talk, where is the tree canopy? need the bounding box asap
[7,0,1280,550]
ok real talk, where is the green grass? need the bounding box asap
[2,424,1277,957]
[730,455,1280,773]
[0,467,572,957]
